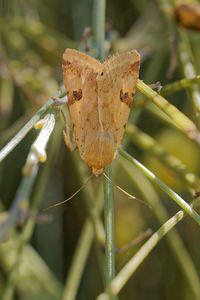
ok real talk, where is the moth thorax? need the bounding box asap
[92,167,103,176]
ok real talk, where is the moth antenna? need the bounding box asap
[43,173,94,211]
[102,172,151,208]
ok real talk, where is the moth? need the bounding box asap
[174,3,200,31]
[62,49,140,175]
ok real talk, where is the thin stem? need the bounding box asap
[97,209,185,299]
[104,165,115,291]
[61,177,105,300]
[119,159,200,300]
[0,165,38,243]
[62,220,94,300]
[0,112,56,243]
[93,0,106,61]
[61,145,105,300]
[93,0,115,297]
[156,0,200,127]
[1,120,63,300]
[137,80,200,143]
[177,29,200,124]
[118,149,200,225]
[0,87,65,163]
[161,75,200,96]
[1,164,39,300]
[126,123,200,190]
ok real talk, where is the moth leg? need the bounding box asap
[148,81,162,93]
[51,96,68,107]
[61,110,77,151]
[63,128,77,151]
[51,96,76,150]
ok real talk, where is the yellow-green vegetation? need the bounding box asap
[1,1,200,300]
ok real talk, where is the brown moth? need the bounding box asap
[174,3,200,31]
[62,49,140,175]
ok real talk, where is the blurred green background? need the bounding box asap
[1,0,200,299]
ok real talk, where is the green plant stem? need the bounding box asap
[104,166,115,292]
[93,0,106,61]
[71,151,105,245]
[61,149,105,300]
[126,123,200,190]
[0,165,38,243]
[0,88,65,163]
[62,182,105,300]
[161,75,200,96]
[0,112,56,243]
[62,220,94,300]
[136,80,200,143]
[97,209,185,299]
[93,0,115,297]
[1,120,63,300]
[0,109,35,149]
[0,101,50,163]
[0,242,62,300]
[118,149,200,225]
[1,165,38,300]
[157,0,200,127]
[177,29,200,123]
[119,160,200,300]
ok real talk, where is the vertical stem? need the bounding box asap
[93,0,106,61]
[177,29,200,127]
[93,0,115,297]
[62,220,94,300]
[104,165,115,292]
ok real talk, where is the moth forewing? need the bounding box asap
[62,49,140,175]
[98,50,140,151]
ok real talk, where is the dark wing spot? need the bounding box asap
[62,59,71,68]
[73,89,83,100]
[120,89,129,101]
